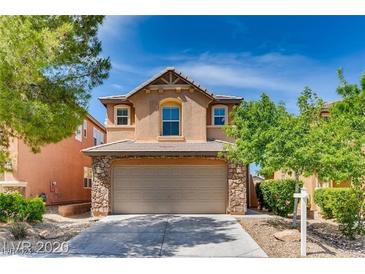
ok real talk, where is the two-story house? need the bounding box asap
[83,67,248,216]
[0,114,106,205]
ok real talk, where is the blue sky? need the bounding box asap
[91,15,365,123]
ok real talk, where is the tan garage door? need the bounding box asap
[112,164,227,214]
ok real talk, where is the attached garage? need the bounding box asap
[83,140,247,216]
[112,161,227,214]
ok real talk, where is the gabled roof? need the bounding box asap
[99,67,243,105]
[86,113,106,132]
[82,139,230,157]
[124,67,215,99]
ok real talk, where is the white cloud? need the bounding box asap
[155,50,360,113]
[174,52,318,93]
[98,16,141,41]
[111,83,124,90]
[112,62,144,75]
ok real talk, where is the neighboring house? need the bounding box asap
[0,114,106,205]
[83,67,248,216]
[273,101,350,210]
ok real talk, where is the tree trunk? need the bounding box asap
[292,172,300,227]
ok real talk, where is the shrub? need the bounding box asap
[259,179,303,217]
[8,222,28,240]
[314,187,363,238]
[314,188,335,219]
[0,192,45,223]
[0,192,27,222]
[26,197,46,222]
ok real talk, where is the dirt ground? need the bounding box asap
[240,215,365,258]
[0,211,98,256]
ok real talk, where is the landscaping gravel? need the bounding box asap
[240,216,365,258]
[0,212,99,256]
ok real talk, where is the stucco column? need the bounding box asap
[227,162,247,214]
[91,156,112,216]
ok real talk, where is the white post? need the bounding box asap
[294,188,308,257]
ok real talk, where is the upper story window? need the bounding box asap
[212,105,228,126]
[83,120,87,138]
[162,105,180,136]
[75,125,82,141]
[93,127,104,146]
[114,105,130,126]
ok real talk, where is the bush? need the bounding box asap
[0,192,27,222]
[259,179,303,217]
[314,187,363,238]
[0,192,45,223]
[314,188,336,219]
[8,222,28,240]
[26,197,46,222]
[333,189,362,238]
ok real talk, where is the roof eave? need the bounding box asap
[98,97,130,107]
[83,150,223,157]
[86,114,106,132]
[213,99,243,104]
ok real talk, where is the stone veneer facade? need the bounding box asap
[91,156,247,216]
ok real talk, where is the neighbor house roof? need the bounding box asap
[98,67,243,106]
[86,113,106,132]
[82,139,230,157]
[322,100,340,111]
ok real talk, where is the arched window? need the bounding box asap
[160,100,181,136]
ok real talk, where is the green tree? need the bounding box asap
[224,93,288,169]
[225,89,323,225]
[313,69,365,183]
[0,16,110,171]
[311,70,365,235]
[261,88,323,178]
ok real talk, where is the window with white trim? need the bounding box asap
[93,127,104,146]
[162,106,180,136]
[212,105,228,126]
[83,167,92,188]
[114,105,130,125]
[83,120,87,138]
[75,125,82,141]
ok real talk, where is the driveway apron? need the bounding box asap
[68,214,267,257]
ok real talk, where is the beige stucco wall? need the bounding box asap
[207,127,235,142]
[106,126,135,143]
[112,157,227,166]
[128,88,211,142]
[103,81,241,143]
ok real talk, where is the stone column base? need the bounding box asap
[227,163,247,215]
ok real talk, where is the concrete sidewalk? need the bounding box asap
[68,214,267,258]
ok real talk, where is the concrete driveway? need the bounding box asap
[68,214,267,257]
